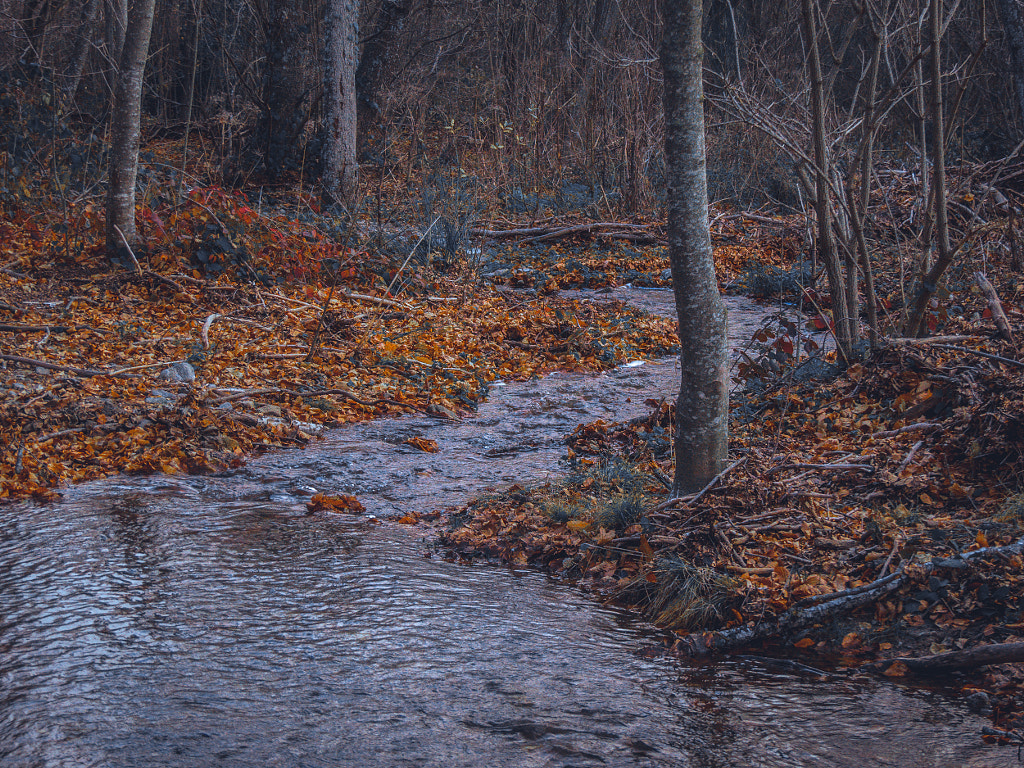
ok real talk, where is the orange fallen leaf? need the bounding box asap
[793,637,815,648]
[397,513,419,524]
[404,437,439,453]
[882,661,909,677]
[841,631,861,649]
[307,493,366,514]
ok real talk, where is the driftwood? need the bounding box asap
[895,642,1024,673]
[974,271,1016,344]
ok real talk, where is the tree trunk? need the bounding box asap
[662,0,729,495]
[64,0,102,100]
[105,0,157,255]
[256,0,310,179]
[994,0,1024,130]
[801,0,855,359]
[905,0,953,337]
[322,0,358,208]
[355,0,414,139]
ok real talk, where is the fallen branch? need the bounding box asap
[873,422,941,439]
[894,642,1024,673]
[974,271,1016,344]
[0,354,130,378]
[652,456,747,511]
[765,462,874,477]
[934,344,1024,369]
[675,567,906,656]
[0,324,68,333]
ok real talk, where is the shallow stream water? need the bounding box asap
[0,290,1016,767]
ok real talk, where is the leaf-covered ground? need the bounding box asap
[3,116,1022,744]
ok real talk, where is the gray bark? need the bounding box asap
[995,0,1024,129]
[905,0,953,337]
[64,0,102,100]
[105,0,157,254]
[255,0,310,179]
[662,0,729,495]
[322,0,359,208]
[801,0,856,359]
[355,0,414,137]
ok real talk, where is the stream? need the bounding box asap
[0,289,1017,767]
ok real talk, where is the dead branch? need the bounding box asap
[652,456,747,511]
[974,271,1016,345]
[873,422,940,439]
[934,344,1024,369]
[0,354,134,378]
[895,642,1024,673]
[676,567,905,656]
[0,324,68,333]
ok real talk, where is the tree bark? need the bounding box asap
[994,0,1024,130]
[662,0,729,495]
[897,642,1024,673]
[355,0,414,139]
[322,0,359,208]
[64,0,102,101]
[905,0,953,337]
[105,0,157,255]
[255,0,310,179]
[801,0,855,359]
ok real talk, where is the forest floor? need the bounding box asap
[1,128,1023,742]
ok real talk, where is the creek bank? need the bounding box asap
[437,290,1024,744]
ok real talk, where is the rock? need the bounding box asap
[258,404,283,418]
[158,361,195,383]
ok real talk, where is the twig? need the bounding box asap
[765,462,874,477]
[653,456,747,511]
[112,225,143,275]
[934,344,1024,369]
[896,440,924,474]
[873,422,940,439]
[974,271,1016,345]
[201,313,221,349]
[0,354,117,378]
[0,324,68,333]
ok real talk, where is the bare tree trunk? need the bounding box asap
[105,0,128,68]
[64,0,102,101]
[905,0,953,337]
[801,0,855,359]
[662,0,729,495]
[355,0,414,139]
[105,0,157,255]
[255,0,310,179]
[322,0,359,208]
[994,0,1024,130]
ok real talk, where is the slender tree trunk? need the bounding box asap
[105,0,128,68]
[905,0,952,337]
[105,0,157,254]
[662,0,729,495]
[801,0,855,359]
[994,0,1024,130]
[355,0,413,140]
[64,0,102,100]
[322,0,358,208]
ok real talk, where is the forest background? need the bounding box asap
[2,0,1024,743]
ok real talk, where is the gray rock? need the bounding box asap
[158,361,195,383]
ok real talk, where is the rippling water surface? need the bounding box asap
[0,291,1014,767]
